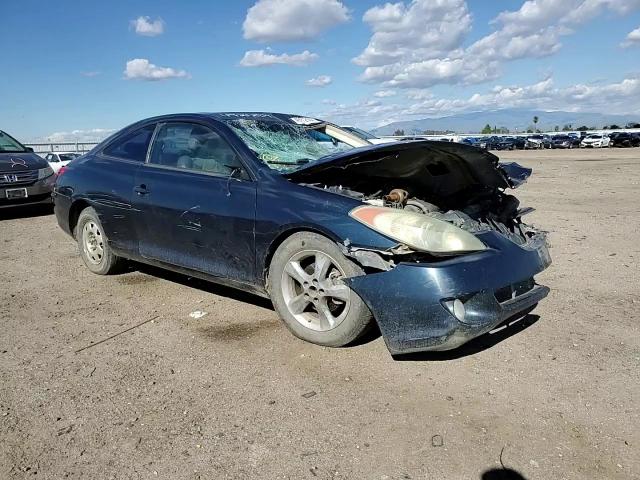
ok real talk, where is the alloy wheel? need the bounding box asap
[281,250,351,331]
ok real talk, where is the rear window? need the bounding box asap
[103,124,156,162]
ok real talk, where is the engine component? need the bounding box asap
[404,198,440,214]
[383,189,409,208]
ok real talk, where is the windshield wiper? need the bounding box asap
[264,158,311,166]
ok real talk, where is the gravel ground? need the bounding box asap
[1,147,639,480]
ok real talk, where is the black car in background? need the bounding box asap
[496,137,517,150]
[610,132,640,147]
[510,137,526,149]
[479,136,502,150]
[0,130,55,209]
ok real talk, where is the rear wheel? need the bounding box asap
[76,207,123,275]
[268,232,373,347]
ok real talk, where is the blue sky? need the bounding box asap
[2,0,639,141]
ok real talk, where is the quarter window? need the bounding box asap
[149,122,244,176]
[103,124,156,162]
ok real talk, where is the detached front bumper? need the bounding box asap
[345,231,551,355]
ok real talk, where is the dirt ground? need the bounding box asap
[1,147,639,480]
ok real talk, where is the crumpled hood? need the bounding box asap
[285,141,530,198]
[0,152,49,172]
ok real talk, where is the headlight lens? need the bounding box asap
[38,165,54,180]
[350,206,487,254]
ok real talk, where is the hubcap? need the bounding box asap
[82,221,104,265]
[281,250,351,332]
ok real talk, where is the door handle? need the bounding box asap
[134,184,150,196]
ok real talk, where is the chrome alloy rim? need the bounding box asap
[281,250,351,332]
[82,221,104,265]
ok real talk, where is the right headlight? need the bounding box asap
[350,206,487,254]
[38,165,54,180]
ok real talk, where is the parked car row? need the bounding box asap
[461,132,640,151]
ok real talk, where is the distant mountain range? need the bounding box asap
[372,108,639,135]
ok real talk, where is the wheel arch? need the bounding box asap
[262,226,342,290]
[68,199,91,237]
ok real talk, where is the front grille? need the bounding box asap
[495,278,535,303]
[0,170,39,186]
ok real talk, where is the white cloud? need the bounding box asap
[374,90,396,97]
[318,98,403,128]
[45,128,116,143]
[239,49,318,67]
[306,75,332,87]
[317,75,640,128]
[123,59,190,81]
[564,0,640,24]
[243,0,349,42]
[354,0,472,68]
[131,16,165,37]
[621,26,640,47]
[354,0,640,89]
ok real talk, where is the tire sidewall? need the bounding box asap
[76,207,118,275]
[268,232,373,347]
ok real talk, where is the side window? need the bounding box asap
[149,122,244,176]
[103,124,156,162]
[45,154,53,162]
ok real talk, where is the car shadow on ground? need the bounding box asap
[0,204,53,221]
[393,313,540,362]
[123,262,540,360]
[481,468,528,480]
[129,262,274,311]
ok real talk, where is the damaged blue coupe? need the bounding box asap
[53,113,551,355]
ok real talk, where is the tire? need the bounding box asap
[76,206,123,275]
[268,232,373,347]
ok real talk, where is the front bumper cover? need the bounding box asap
[0,176,55,209]
[345,231,551,355]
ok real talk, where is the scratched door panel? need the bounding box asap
[82,156,141,255]
[133,166,257,283]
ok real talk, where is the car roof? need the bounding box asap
[137,112,317,124]
[145,112,337,130]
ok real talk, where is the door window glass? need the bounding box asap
[149,122,244,176]
[103,124,156,162]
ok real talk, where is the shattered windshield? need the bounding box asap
[224,118,366,173]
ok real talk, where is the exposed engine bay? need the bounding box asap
[285,140,548,269]
[301,183,541,249]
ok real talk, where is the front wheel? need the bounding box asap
[76,207,123,275]
[268,232,373,347]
